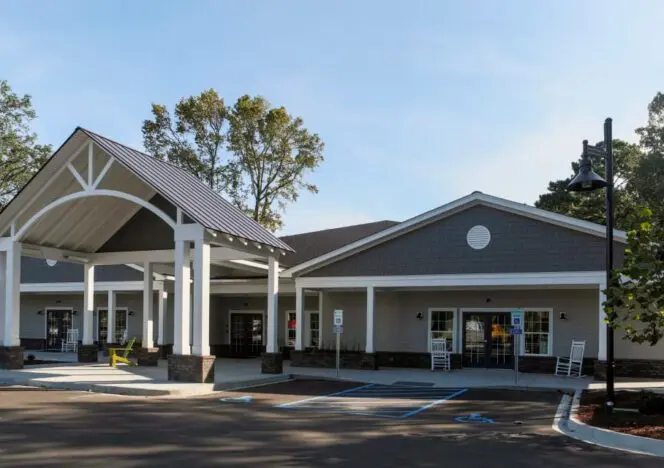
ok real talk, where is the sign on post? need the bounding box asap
[511,309,523,384]
[334,309,344,326]
[334,310,344,377]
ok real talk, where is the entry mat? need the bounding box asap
[276,383,467,419]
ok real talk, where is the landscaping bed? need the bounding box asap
[576,390,664,440]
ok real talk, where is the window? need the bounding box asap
[309,312,320,347]
[429,309,456,352]
[523,310,552,355]
[286,312,296,347]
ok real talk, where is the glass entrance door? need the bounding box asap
[463,312,513,368]
[46,309,73,351]
[230,313,265,357]
[98,309,128,346]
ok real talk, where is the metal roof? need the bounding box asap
[80,128,293,252]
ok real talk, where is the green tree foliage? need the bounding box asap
[227,95,324,231]
[535,140,642,229]
[605,207,664,345]
[0,80,51,207]
[142,90,324,232]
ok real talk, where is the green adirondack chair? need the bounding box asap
[109,337,136,367]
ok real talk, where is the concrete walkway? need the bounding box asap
[4,351,664,397]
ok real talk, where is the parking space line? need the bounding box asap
[399,388,469,419]
[276,383,375,408]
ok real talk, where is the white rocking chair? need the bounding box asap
[555,340,585,377]
[61,328,79,353]
[431,338,451,372]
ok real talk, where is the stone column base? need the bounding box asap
[168,354,215,383]
[0,346,24,369]
[261,352,284,374]
[158,344,173,359]
[78,344,99,363]
[137,347,159,366]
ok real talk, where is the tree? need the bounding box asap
[0,80,51,207]
[534,139,642,229]
[142,90,324,232]
[605,207,664,345]
[227,95,324,231]
[634,92,664,223]
[142,89,231,192]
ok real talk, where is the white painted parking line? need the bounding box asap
[277,383,468,419]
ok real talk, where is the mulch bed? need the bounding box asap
[576,390,664,440]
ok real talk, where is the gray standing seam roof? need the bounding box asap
[80,128,293,252]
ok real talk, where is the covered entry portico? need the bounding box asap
[0,127,293,381]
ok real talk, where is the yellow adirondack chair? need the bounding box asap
[109,337,136,367]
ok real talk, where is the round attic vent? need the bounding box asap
[467,225,491,250]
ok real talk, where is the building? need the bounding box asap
[1,128,663,380]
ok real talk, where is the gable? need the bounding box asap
[301,205,624,277]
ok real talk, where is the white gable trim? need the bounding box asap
[283,192,627,277]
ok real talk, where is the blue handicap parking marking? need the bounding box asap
[454,412,495,424]
[276,384,468,419]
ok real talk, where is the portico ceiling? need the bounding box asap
[0,127,293,266]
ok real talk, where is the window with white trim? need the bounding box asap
[286,312,296,347]
[308,312,320,347]
[429,309,455,352]
[523,310,552,355]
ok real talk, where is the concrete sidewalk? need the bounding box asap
[4,352,664,397]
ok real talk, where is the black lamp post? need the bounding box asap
[567,117,615,412]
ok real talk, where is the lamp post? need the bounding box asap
[567,117,615,412]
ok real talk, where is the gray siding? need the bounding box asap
[210,294,318,347]
[98,194,178,252]
[614,326,664,360]
[21,257,142,283]
[315,288,599,357]
[305,205,625,277]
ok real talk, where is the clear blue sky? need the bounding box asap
[2,1,663,234]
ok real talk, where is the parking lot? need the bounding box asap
[0,381,660,467]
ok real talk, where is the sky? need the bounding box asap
[2,1,664,235]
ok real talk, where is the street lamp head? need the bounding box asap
[567,140,608,192]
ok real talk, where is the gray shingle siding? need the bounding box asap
[21,257,142,283]
[303,205,625,277]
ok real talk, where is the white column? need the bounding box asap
[1,241,21,347]
[107,290,116,344]
[158,290,167,346]
[82,263,95,345]
[173,240,191,355]
[192,241,210,356]
[598,285,607,361]
[366,286,375,353]
[295,286,304,350]
[318,291,324,349]
[266,256,279,353]
[142,262,154,348]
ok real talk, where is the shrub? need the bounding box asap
[638,391,664,415]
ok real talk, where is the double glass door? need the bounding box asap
[230,313,265,357]
[463,312,513,368]
[46,309,73,350]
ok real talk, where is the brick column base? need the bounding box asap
[137,347,160,366]
[158,344,173,359]
[101,343,120,357]
[261,352,283,374]
[360,352,379,370]
[168,354,215,383]
[78,344,98,363]
[0,346,24,369]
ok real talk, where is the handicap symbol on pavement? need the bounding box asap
[454,412,495,424]
[219,395,253,404]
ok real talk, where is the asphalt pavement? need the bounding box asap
[0,381,659,468]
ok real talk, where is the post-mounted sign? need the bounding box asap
[334,309,343,326]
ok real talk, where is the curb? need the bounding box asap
[552,390,664,457]
[0,374,293,398]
